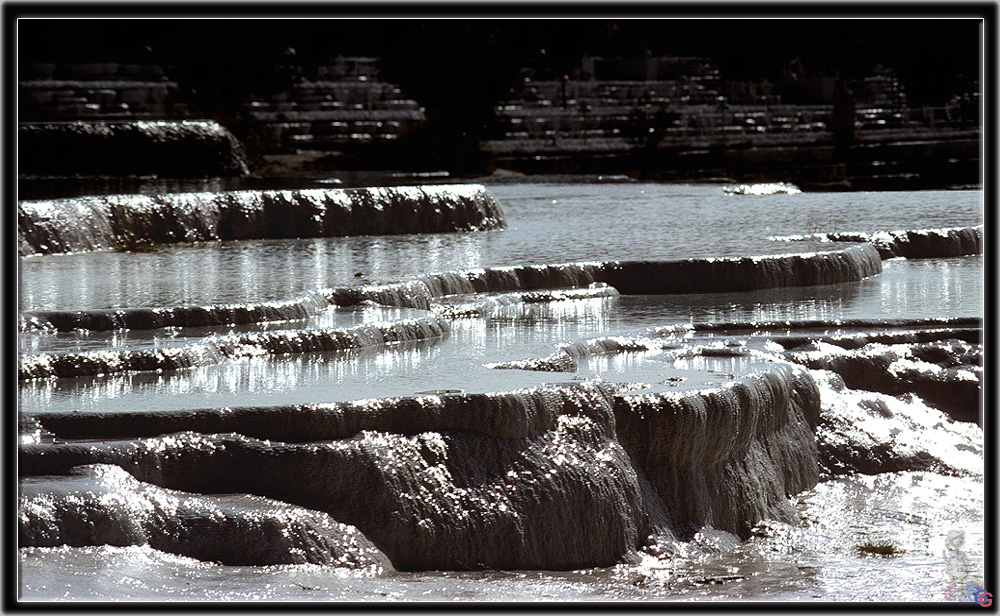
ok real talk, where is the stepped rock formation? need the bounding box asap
[785,339,982,424]
[19,315,449,380]
[18,184,507,257]
[22,245,882,334]
[17,201,981,571]
[811,370,983,478]
[614,369,820,539]
[824,225,983,259]
[19,464,390,568]
[21,371,821,570]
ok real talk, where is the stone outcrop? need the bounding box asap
[21,371,821,570]
[18,184,507,257]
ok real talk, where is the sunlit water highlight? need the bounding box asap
[18,182,985,603]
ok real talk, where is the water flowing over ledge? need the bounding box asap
[596,246,883,294]
[484,319,981,375]
[812,369,983,478]
[20,369,821,570]
[477,317,982,476]
[785,338,982,425]
[17,184,507,256]
[18,315,449,380]
[407,245,882,298]
[19,464,391,568]
[19,120,251,178]
[21,291,333,333]
[614,368,820,540]
[826,226,983,259]
[771,225,982,259]
[21,244,881,333]
[432,284,620,319]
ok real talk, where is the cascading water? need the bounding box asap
[17,181,985,602]
[18,184,506,257]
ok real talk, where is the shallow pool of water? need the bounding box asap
[17,182,986,604]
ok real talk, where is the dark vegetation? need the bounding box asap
[855,541,904,557]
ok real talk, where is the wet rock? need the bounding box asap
[19,315,450,380]
[19,464,389,568]
[21,371,821,570]
[485,353,578,372]
[18,184,506,256]
[811,371,983,477]
[786,339,982,424]
[826,226,982,259]
[614,366,820,539]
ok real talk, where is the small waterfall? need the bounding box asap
[19,464,390,568]
[433,284,618,319]
[18,184,507,256]
[413,263,606,298]
[598,244,883,294]
[18,315,449,380]
[21,370,823,570]
[613,366,821,539]
[812,371,983,477]
[827,226,983,259]
[772,225,983,259]
[487,334,664,373]
[21,291,330,333]
[322,281,435,311]
[785,338,982,424]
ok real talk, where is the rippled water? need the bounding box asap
[17,182,985,603]
[16,470,987,602]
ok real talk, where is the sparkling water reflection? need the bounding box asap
[19,184,982,311]
[18,183,985,603]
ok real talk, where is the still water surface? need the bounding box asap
[18,182,985,602]
[19,183,982,311]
